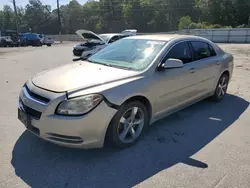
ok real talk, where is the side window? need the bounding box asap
[119,35,128,39]
[191,41,213,60]
[208,44,217,56]
[166,42,192,64]
[109,36,120,43]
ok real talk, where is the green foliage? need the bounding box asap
[189,22,202,29]
[178,16,233,30]
[178,16,192,30]
[0,0,249,34]
[236,24,248,28]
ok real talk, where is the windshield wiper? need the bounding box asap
[107,64,133,70]
[72,58,133,70]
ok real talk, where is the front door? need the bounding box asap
[154,41,203,118]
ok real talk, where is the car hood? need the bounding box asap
[32,62,138,92]
[76,29,107,44]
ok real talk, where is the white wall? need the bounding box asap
[177,28,250,43]
[47,28,250,43]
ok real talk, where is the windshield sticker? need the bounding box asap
[147,41,165,45]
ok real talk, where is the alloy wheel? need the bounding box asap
[216,75,229,99]
[117,106,145,144]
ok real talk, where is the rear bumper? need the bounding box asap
[18,81,117,149]
[44,41,54,45]
[4,40,19,45]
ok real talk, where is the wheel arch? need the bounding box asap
[104,95,153,147]
[122,95,152,121]
[221,70,230,78]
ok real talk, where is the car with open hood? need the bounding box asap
[72,29,137,57]
[18,34,233,149]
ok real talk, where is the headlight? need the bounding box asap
[56,94,103,116]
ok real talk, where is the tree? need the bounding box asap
[0,0,248,34]
[2,5,15,30]
[178,16,192,30]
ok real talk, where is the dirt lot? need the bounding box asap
[0,43,250,188]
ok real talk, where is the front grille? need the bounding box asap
[20,100,42,119]
[25,84,50,103]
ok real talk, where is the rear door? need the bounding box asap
[189,41,220,94]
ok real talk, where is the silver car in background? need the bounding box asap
[18,34,234,149]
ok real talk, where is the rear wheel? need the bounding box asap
[106,101,149,149]
[211,73,229,102]
[47,44,51,47]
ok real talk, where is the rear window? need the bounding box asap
[214,44,225,54]
[26,34,40,40]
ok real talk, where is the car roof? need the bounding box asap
[128,34,209,42]
[99,33,122,37]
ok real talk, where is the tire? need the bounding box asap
[47,44,51,47]
[106,101,149,149]
[211,73,229,102]
[1,40,7,47]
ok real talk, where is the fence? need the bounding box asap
[48,28,250,43]
[176,28,250,43]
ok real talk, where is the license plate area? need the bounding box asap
[18,108,40,135]
[18,108,32,128]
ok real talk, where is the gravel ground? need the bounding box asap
[0,43,250,188]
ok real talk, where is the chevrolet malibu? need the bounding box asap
[18,34,234,149]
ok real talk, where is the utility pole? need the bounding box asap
[12,0,19,32]
[107,0,115,32]
[57,0,62,43]
[248,14,250,26]
[167,0,172,31]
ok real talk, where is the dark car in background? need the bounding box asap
[73,29,137,56]
[0,30,20,47]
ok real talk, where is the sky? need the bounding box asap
[0,0,87,10]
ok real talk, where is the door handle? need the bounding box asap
[189,68,196,73]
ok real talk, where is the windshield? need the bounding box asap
[88,39,167,71]
[98,34,112,43]
[88,39,104,44]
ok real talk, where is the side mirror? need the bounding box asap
[161,58,184,69]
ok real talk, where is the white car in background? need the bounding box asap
[73,29,137,57]
[43,37,54,46]
[39,34,55,46]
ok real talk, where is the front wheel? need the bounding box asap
[211,73,229,102]
[1,40,7,47]
[106,101,149,149]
